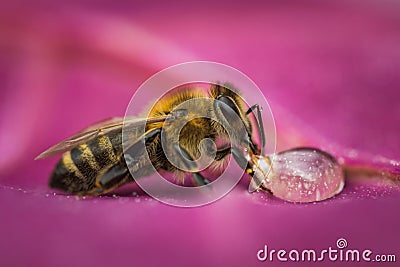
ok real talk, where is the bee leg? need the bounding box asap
[214,146,231,161]
[230,147,271,192]
[192,173,210,187]
[89,128,161,195]
[87,160,131,196]
[173,144,211,186]
[221,146,265,185]
[231,147,250,170]
[246,104,265,148]
[229,147,265,192]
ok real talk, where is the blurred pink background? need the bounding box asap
[0,0,399,266]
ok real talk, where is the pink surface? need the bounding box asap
[0,1,399,266]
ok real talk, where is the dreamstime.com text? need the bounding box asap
[257,238,396,263]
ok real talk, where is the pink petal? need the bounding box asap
[0,1,399,266]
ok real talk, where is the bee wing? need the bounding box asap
[35,115,168,159]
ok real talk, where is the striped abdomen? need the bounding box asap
[49,132,123,194]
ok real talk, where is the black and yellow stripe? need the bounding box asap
[49,132,123,194]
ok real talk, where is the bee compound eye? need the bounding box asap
[214,96,241,123]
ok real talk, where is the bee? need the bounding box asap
[36,83,267,196]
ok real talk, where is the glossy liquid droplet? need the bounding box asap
[251,147,344,203]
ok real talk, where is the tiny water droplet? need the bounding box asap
[389,160,399,166]
[118,198,128,204]
[348,149,358,158]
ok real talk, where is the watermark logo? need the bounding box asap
[257,238,396,263]
[123,61,276,207]
[336,238,348,249]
